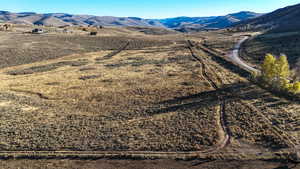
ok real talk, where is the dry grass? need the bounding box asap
[188,31,245,54]
[0,41,224,151]
[0,28,299,159]
[0,159,292,169]
[0,32,172,69]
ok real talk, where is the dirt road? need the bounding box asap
[229,36,260,73]
[187,40,230,150]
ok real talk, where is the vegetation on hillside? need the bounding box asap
[258,54,300,94]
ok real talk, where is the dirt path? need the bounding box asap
[95,42,129,61]
[187,40,230,150]
[0,40,299,161]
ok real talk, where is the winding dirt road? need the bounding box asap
[228,36,260,73]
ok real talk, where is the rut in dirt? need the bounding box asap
[187,40,231,149]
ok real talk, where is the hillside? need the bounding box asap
[0,11,260,30]
[240,31,300,80]
[235,3,300,32]
[236,3,300,79]
[0,11,164,27]
[160,11,262,32]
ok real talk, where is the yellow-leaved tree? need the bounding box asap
[260,54,300,94]
[289,82,300,94]
[274,55,290,80]
[261,54,276,81]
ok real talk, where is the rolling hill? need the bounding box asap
[0,12,165,27]
[159,11,262,32]
[0,10,260,31]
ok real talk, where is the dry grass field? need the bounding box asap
[2,159,299,169]
[0,26,299,167]
[0,31,222,151]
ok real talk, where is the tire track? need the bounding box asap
[187,40,231,149]
[0,42,131,81]
[9,89,62,100]
[241,101,297,148]
[193,41,298,149]
[187,40,297,150]
[95,42,129,61]
[0,40,298,161]
[0,149,293,161]
[196,41,298,149]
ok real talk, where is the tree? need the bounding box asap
[290,82,300,94]
[261,54,276,81]
[259,53,300,94]
[274,55,290,80]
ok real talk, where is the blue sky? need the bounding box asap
[1,0,300,18]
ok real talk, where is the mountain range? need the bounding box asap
[0,11,261,31]
[159,11,262,32]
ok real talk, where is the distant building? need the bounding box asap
[32,28,44,34]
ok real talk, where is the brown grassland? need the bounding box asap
[0,25,299,168]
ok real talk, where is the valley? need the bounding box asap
[0,24,299,169]
[0,2,300,168]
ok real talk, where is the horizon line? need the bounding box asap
[0,9,264,19]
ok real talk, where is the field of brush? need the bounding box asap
[0,28,299,158]
[0,31,222,151]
